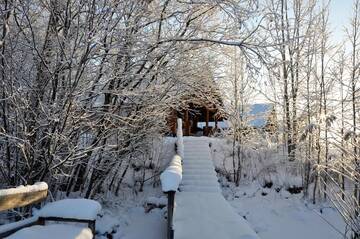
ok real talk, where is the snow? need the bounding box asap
[160,155,182,192]
[145,196,167,206]
[95,186,166,239]
[173,137,259,239]
[174,192,260,239]
[222,182,346,239]
[93,180,345,239]
[0,182,48,196]
[113,207,166,239]
[0,216,39,235]
[1,136,344,239]
[180,137,220,193]
[92,136,346,239]
[6,224,92,239]
[206,136,346,238]
[36,199,101,220]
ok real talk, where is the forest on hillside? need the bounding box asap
[0,0,359,237]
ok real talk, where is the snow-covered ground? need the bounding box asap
[93,136,346,239]
[1,137,345,239]
[95,180,345,239]
[96,186,167,239]
[222,181,346,239]
[98,206,166,239]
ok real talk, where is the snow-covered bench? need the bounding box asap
[0,182,101,239]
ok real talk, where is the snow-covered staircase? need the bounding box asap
[179,138,220,193]
[173,137,260,239]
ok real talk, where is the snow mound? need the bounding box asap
[6,224,92,239]
[0,182,48,196]
[37,199,101,220]
[160,155,182,192]
[146,196,167,206]
[0,217,39,235]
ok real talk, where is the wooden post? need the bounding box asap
[89,221,96,239]
[215,115,218,131]
[38,217,45,226]
[171,109,177,136]
[184,109,190,136]
[192,115,198,134]
[205,108,209,136]
[167,191,175,239]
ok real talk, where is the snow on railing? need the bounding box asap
[0,182,48,197]
[160,155,182,193]
[176,118,184,158]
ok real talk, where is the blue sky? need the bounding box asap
[329,1,353,43]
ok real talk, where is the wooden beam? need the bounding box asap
[39,217,96,237]
[0,189,48,211]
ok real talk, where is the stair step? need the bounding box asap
[183,157,211,161]
[183,171,217,176]
[183,155,211,159]
[183,165,215,172]
[182,162,211,165]
[183,171,215,175]
[182,175,217,180]
[180,185,221,193]
[181,180,219,186]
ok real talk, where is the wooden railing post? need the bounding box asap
[176,118,184,159]
[167,191,175,239]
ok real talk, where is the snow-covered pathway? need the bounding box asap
[173,137,259,239]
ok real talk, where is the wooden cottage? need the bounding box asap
[167,102,225,136]
[167,86,225,136]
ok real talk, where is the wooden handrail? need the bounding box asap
[0,182,48,211]
[161,118,184,239]
[160,155,182,239]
